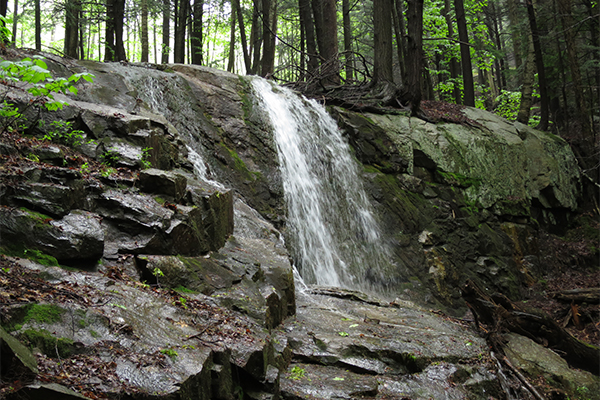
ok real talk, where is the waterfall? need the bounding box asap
[251,79,391,290]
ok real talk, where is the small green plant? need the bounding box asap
[160,348,178,359]
[290,366,306,380]
[100,167,117,177]
[141,147,153,169]
[109,303,127,310]
[100,149,119,166]
[338,331,349,337]
[80,162,90,174]
[41,120,90,147]
[153,267,164,277]
[26,153,40,162]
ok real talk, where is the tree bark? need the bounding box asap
[64,0,80,58]
[454,0,475,106]
[299,0,318,76]
[191,0,203,65]
[161,0,171,63]
[525,0,549,130]
[373,0,394,84]
[442,0,461,103]
[311,0,325,57]
[227,5,236,72]
[34,0,40,50]
[320,0,339,84]
[406,0,424,114]
[342,0,353,82]
[174,0,189,63]
[260,0,277,77]
[141,0,149,62]
[250,0,262,75]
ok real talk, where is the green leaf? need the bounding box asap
[332,377,344,381]
[338,332,349,337]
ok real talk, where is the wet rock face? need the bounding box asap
[280,289,501,400]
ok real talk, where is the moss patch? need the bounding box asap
[19,328,74,358]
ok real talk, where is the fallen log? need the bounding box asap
[548,288,600,304]
[462,279,600,375]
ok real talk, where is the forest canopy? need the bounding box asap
[0,0,598,145]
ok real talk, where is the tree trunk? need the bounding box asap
[34,0,41,50]
[11,0,17,47]
[233,0,251,73]
[161,0,171,63]
[260,0,277,77]
[406,0,424,114]
[141,0,149,62]
[227,5,236,72]
[105,0,116,61]
[190,0,203,65]
[442,0,461,103]
[64,0,80,58]
[174,0,188,63]
[320,0,339,84]
[311,0,325,57]
[299,0,318,76]
[342,0,353,82]
[373,0,393,84]
[250,1,262,75]
[557,0,591,137]
[454,0,475,106]
[525,0,549,130]
[114,0,126,60]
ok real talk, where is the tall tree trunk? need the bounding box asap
[11,0,17,47]
[406,0,424,114]
[0,0,7,44]
[342,0,353,82]
[250,0,262,74]
[442,0,461,103]
[525,0,549,130]
[64,0,80,58]
[191,0,203,65]
[582,0,599,127]
[454,0,475,106]
[260,0,277,77]
[320,0,339,84]
[174,0,188,63]
[557,0,591,136]
[299,0,318,76]
[517,40,535,124]
[141,0,149,62]
[227,5,236,72]
[373,0,393,84]
[114,0,126,60]
[34,0,41,50]
[161,0,171,63]
[311,0,325,57]
[394,0,408,84]
[104,0,117,62]
[233,0,251,73]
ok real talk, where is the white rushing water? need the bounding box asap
[251,79,391,289]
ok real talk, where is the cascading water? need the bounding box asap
[251,79,392,290]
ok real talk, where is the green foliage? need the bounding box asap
[494,90,521,121]
[141,146,153,169]
[0,246,60,267]
[100,149,119,166]
[41,120,90,147]
[290,366,306,380]
[23,304,66,324]
[0,48,94,132]
[160,348,178,359]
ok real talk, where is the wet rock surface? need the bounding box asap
[280,289,500,399]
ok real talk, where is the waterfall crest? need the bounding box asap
[251,79,391,290]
